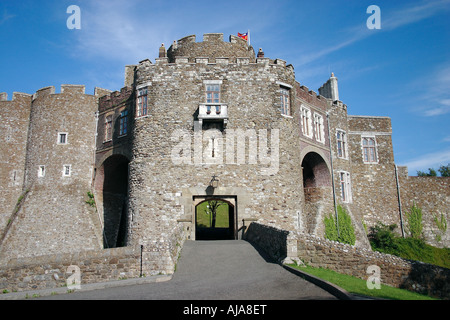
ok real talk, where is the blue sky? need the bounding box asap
[1,0,449,175]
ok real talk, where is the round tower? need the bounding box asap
[0,85,101,261]
[128,33,301,275]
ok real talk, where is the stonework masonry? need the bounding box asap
[0,33,448,293]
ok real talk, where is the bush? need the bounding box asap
[368,222,398,252]
[324,205,356,245]
[368,221,450,269]
[405,202,423,240]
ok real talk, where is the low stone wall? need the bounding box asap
[0,222,187,293]
[245,222,450,299]
[0,246,142,293]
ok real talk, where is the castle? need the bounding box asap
[0,33,449,277]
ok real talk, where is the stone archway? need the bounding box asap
[94,154,130,248]
[301,152,333,234]
[194,197,236,240]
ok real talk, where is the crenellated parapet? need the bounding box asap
[166,33,255,63]
[98,86,134,113]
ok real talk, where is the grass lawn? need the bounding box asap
[196,200,229,228]
[289,264,438,300]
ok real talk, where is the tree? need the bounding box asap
[417,164,449,177]
[417,168,437,176]
[438,163,450,177]
[204,200,225,228]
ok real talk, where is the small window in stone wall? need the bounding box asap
[300,105,313,138]
[339,171,352,203]
[63,164,71,177]
[119,109,128,136]
[314,113,325,144]
[57,132,68,145]
[137,88,148,117]
[280,87,290,116]
[336,130,347,159]
[38,165,45,178]
[104,115,113,142]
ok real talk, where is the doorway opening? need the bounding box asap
[301,152,333,233]
[195,198,236,240]
[95,154,129,248]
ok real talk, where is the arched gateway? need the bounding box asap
[194,197,237,240]
[301,151,333,234]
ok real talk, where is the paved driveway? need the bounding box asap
[39,240,336,300]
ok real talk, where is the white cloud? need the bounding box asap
[0,9,15,25]
[294,0,450,68]
[382,0,450,30]
[402,149,450,173]
[415,65,450,117]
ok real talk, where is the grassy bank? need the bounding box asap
[289,264,437,300]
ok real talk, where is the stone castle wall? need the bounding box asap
[0,85,103,262]
[0,92,32,238]
[398,167,450,247]
[0,33,448,281]
[245,222,450,299]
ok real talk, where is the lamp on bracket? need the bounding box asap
[209,174,219,189]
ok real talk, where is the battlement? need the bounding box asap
[98,86,134,113]
[167,33,255,63]
[0,92,32,103]
[295,82,329,108]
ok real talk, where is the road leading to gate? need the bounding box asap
[39,240,337,300]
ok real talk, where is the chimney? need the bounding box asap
[159,43,166,58]
[257,48,264,58]
[319,72,339,101]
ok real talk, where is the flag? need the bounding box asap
[238,32,248,41]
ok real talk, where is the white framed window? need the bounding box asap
[63,164,71,177]
[104,114,113,142]
[280,87,290,116]
[119,109,128,136]
[38,165,45,178]
[137,88,148,117]
[362,136,378,163]
[300,105,313,138]
[339,171,352,203]
[336,130,347,159]
[57,132,68,145]
[313,113,325,143]
[206,84,220,104]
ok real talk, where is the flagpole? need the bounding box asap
[248,29,250,46]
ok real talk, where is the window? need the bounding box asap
[137,88,148,117]
[63,165,71,177]
[300,105,312,138]
[336,130,347,159]
[206,84,220,104]
[280,87,290,116]
[313,113,325,143]
[119,110,128,136]
[339,171,352,203]
[38,165,45,178]
[104,115,113,142]
[362,137,378,163]
[57,132,68,145]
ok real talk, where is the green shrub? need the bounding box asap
[324,205,356,245]
[368,222,398,252]
[368,221,450,269]
[405,202,423,240]
[433,213,447,243]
